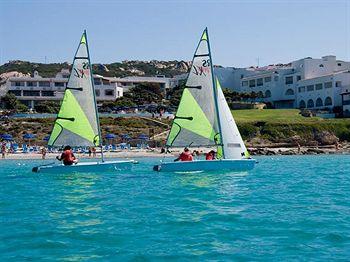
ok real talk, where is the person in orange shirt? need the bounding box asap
[56,146,78,165]
[174,147,193,162]
[205,150,216,160]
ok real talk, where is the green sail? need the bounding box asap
[166,28,220,147]
[48,32,100,147]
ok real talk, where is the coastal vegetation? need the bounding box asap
[1,110,350,148]
[0,60,188,79]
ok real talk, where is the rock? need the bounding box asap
[315,131,338,145]
[300,109,314,117]
[306,148,325,154]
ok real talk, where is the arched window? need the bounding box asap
[285,89,294,96]
[299,100,306,108]
[307,99,314,108]
[265,90,271,98]
[325,97,332,106]
[316,98,323,107]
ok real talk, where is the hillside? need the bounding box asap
[0,60,190,79]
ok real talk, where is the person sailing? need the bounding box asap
[56,145,78,165]
[205,150,216,160]
[174,147,193,162]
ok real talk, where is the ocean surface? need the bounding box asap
[1,155,349,260]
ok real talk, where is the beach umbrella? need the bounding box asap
[138,134,149,140]
[43,135,50,141]
[105,133,117,145]
[23,133,36,140]
[121,134,130,140]
[105,133,116,139]
[23,133,36,146]
[1,134,13,141]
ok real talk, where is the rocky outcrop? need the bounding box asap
[314,131,339,145]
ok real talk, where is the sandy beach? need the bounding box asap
[1,145,349,160]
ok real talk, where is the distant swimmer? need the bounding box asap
[205,150,216,160]
[174,147,193,162]
[56,146,78,165]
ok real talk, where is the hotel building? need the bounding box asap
[216,55,350,110]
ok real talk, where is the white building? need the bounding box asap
[107,74,187,92]
[217,55,350,110]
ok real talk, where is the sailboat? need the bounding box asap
[153,28,255,172]
[32,31,135,173]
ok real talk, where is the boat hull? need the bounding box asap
[32,160,135,174]
[153,159,256,173]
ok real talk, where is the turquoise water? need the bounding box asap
[1,155,350,260]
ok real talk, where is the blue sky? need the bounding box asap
[0,0,349,67]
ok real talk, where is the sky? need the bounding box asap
[0,0,349,67]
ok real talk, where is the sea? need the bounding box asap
[1,155,349,260]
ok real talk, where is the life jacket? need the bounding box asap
[62,150,75,164]
[206,153,214,160]
[179,151,193,161]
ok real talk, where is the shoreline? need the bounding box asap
[0,146,349,160]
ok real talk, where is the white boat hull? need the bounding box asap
[153,159,256,172]
[32,160,135,174]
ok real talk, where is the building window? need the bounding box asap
[264,76,271,83]
[265,90,271,98]
[23,90,40,96]
[307,85,314,92]
[324,82,332,88]
[274,76,279,81]
[299,100,306,108]
[117,91,120,97]
[242,81,248,87]
[104,89,114,96]
[11,81,24,87]
[249,79,256,87]
[338,63,342,66]
[257,78,263,86]
[316,98,323,107]
[285,76,293,85]
[285,89,294,96]
[54,82,65,87]
[95,90,100,96]
[94,78,102,85]
[8,90,21,96]
[325,97,332,106]
[41,91,55,97]
[27,81,37,87]
[319,64,324,67]
[315,83,323,90]
[102,79,110,85]
[335,81,342,87]
[39,81,50,87]
[298,86,305,93]
[307,99,314,108]
[296,75,301,81]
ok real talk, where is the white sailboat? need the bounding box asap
[154,28,255,172]
[33,31,135,173]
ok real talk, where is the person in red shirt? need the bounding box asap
[205,150,216,160]
[56,146,78,165]
[174,147,193,162]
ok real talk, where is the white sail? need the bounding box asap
[216,79,248,159]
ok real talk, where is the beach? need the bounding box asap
[1,144,349,160]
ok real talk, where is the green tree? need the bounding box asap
[1,93,28,112]
[34,101,60,113]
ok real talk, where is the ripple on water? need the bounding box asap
[0,155,350,260]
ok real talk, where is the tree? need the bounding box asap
[34,101,60,113]
[1,93,28,112]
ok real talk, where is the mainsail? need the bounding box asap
[216,78,249,159]
[48,31,101,147]
[166,28,220,148]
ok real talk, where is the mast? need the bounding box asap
[206,28,225,159]
[84,30,104,162]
